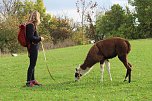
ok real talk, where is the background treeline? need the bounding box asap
[0,0,152,54]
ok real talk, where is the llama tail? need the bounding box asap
[125,40,131,54]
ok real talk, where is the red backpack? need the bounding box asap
[18,24,28,47]
[18,22,34,47]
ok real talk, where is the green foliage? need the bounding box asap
[119,7,137,39]
[129,0,152,38]
[110,4,125,30]
[0,16,20,53]
[96,14,110,40]
[72,30,84,45]
[0,39,152,100]
[0,0,48,53]
[96,1,152,40]
[15,0,74,45]
[0,0,76,53]
[96,4,127,40]
[34,0,46,16]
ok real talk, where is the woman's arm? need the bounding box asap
[26,23,41,43]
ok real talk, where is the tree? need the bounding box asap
[34,0,46,16]
[0,0,85,53]
[96,4,126,40]
[109,4,126,32]
[96,14,110,40]
[0,0,48,53]
[0,0,21,53]
[0,16,20,53]
[85,13,96,40]
[0,0,21,17]
[129,0,152,38]
[76,0,97,43]
[117,6,137,39]
[50,17,73,44]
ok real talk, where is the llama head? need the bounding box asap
[74,65,91,81]
[75,68,82,81]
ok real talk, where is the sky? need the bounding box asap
[0,0,129,22]
[43,0,128,22]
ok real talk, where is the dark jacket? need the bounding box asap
[26,23,41,54]
[26,23,41,44]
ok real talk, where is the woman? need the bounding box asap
[26,11,44,87]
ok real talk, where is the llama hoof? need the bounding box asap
[128,80,131,83]
[124,79,127,82]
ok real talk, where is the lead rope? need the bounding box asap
[40,42,56,81]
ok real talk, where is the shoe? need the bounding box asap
[26,81,34,87]
[32,80,42,86]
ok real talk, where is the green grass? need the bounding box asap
[0,39,152,101]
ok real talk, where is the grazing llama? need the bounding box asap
[75,37,132,83]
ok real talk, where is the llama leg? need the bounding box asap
[124,63,132,81]
[128,62,132,68]
[100,61,105,82]
[127,62,132,82]
[118,55,132,83]
[124,69,129,81]
[105,60,112,81]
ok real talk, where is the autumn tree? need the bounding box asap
[50,17,73,44]
[0,0,47,53]
[0,0,21,53]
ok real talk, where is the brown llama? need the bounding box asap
[75,37,132,83]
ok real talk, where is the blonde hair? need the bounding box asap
[28,11,41,26]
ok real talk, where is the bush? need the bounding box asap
[0,16,20,53]
[72,30,89,45]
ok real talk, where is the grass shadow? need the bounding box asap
[20,78,132,91]
[20,80,76,91]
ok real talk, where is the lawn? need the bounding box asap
[0,39,152,101]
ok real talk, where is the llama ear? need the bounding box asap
[75,68,78,71]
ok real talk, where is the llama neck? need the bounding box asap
[80,51,97,70]
[79,64,92,76]
[80,63,88,70]
[80,60,95,70]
